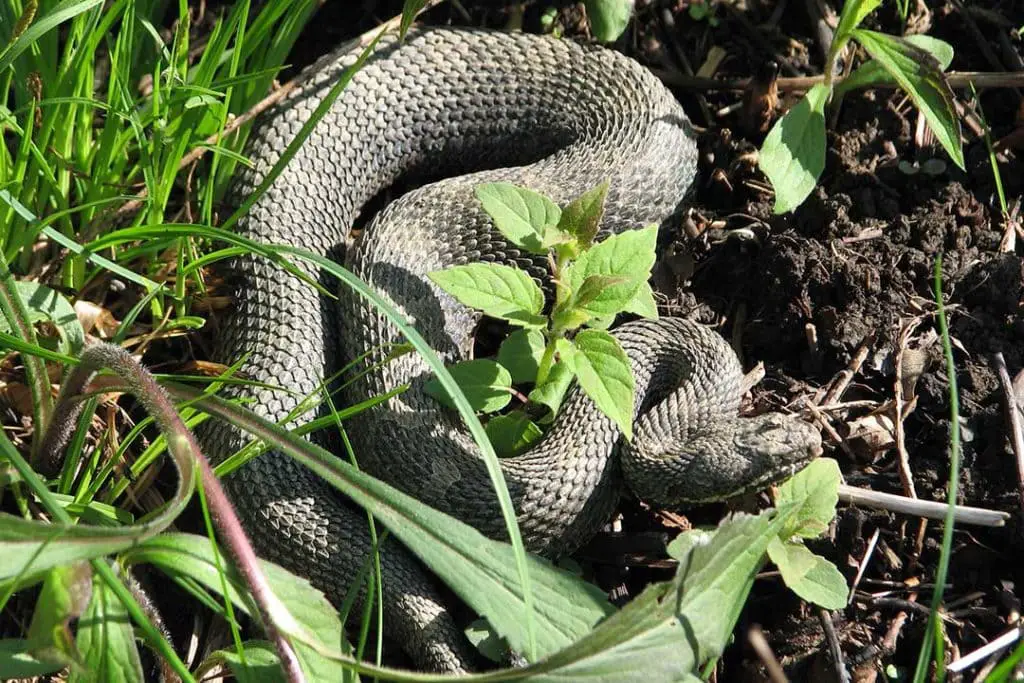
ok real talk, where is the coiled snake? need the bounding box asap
[202,27,822,671]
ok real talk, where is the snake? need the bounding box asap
[200,27,823,672]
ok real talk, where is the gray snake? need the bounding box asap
[202,27,822,672]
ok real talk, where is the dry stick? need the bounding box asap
[41,343,306,683]
[893,322,919,500]
[838,484,1010,527]
[848,528,880,606]
[652,69,1024,92]
[993,352,1024,511]
[819,608,851,683]
[748,624,789,683]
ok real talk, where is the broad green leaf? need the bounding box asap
[558,181,609,252]
[0,281,85,356]
[465,620,512,664]
[775,457,841,539]
[174,391,616,661]
[122,533,353,682]
[476,183,560,254]
[837,35,955,96]
[428,263,546,328]
[426,359,513,414]
[26,563,92,667]
[622,282,658,319]
[512,508,797,679]
[0,639,63,678]
[572,275,630,317]
[215,641,283,683]
[498,329,546,384]
[70,574,144,683]
[834,0,881,42]
[572,330,634,439]
[486,411,544,457]
[529,340,577,420]
[566,225,657,317]
[767,538,848,610]
[584,0,633,42]
[758,83,830,214]
[851,30,964,169]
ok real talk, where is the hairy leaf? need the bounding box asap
[775,457,840,539]
[70,574,144,683]
[851,30,963,169]
[476,183,560,254]
[426,359,513,414]
[429,263,546,328]
[758,83,830,214]
[486,411,544,457]
[584,0,633,42]
[572,330,634,439]
[498,329,546,384]
[768,538,848,609]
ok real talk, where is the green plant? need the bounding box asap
[426,181,658,452]
[758,0,963,213]
[583,0,633,42]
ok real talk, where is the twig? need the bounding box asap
[651,69,1024,92]
[848,528,879,605]
[819,608,851,683]
[948,625,1023,673]
[993,352,1024,512]
[838,484,1010,527]
[748,624,789,683]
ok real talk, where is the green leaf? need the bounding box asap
[529,340,577,420]
[0,639,64,678]
[26,563,92,667]
[838,35,955,97]
[0,281,85,356]
[399,0,427,38]
[622,282,658,319]
[486,411,544,457]
[123,533,353,682]
[851,30,964,169]
[767,538,848,610]
[497,329,546,384]
[428,263,546,328]
[834,0,881,42]
[513,508,797,679]
[584,0,633,42]
[475,183,561,254]
[215,641,284,683]
[572,330,634,439]
[758,83,830,214]
[465,620,512,664]
[69,574,144,683]
[775,457,841,539]
[426,359,513,414]
[558,181,609,252]
[565,225,657,317]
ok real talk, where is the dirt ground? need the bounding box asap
[320,1,1024,679]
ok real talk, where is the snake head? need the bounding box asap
[727,412,824,493]
[623,412,823,508]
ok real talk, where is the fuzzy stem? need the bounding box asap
[41,342,305,682]
[0,248,53,460]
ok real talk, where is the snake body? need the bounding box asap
[202,28,822,671]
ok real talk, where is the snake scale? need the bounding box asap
[200,27,823,672]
